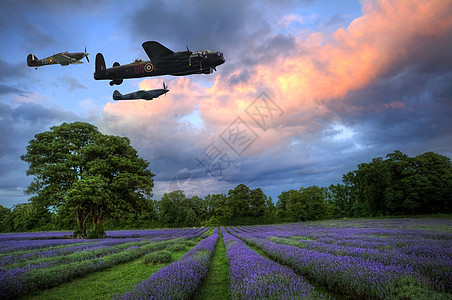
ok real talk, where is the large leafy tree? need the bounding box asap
[21,122,155,237]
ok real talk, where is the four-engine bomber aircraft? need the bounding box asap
[27,47,89,69]
[94,41,225,85]
[113,82,169,101]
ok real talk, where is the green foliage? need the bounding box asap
[86,227,106,239]
[143,250,172,265]
[25,239,197,300]
[340,150,452,217]
[20,122,155,237]
[194,228,229,300]
[0,205,13,232]
[184,240,198,247]
[10,130,452,232]
[168,243,186,252]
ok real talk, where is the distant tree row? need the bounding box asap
[0,121,451,233]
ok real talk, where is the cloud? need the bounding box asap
[57,75,88,91]
[96,0,452,201]
[0,99,94,207]
[0,1,56,50]
[0,59,28,95]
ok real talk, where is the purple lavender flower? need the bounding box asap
[117,228,218,300]
[222,227,324,299]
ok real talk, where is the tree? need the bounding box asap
[385,151,452,214]
[21,122,155,237]
[301,186,327,221]
[227,184,252,219]
[0,205,13,233]
[328,184,350,217]
[184,208,196,227]
[158,190,187,228]
[249,188,267,218]
[285,189,306,222]
[276,191,291,220]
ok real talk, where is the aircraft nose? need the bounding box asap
[217,53,226,65]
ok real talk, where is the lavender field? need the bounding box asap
[0,218,451,299]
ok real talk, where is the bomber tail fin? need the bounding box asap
[27,54,39,67]
[113,90,122,100]
[95,53,106,77]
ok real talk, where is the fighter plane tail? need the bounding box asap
[95,53,106,75]
[27,54,39,67]
[113,90,122,100]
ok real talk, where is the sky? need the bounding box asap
[1,0,451,208]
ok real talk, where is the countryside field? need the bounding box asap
[0,218,451,299]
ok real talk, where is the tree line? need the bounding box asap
[0,122,451,234]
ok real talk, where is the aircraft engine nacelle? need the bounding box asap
[202,67,214,74]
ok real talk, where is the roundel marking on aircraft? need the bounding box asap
[145,63,154,72]
[48,57,55,64]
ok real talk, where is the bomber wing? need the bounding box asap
[142,41,174,65]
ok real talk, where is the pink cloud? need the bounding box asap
[101,0,452,156]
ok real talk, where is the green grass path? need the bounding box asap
[194,228,230,300]
[22,247,194,300]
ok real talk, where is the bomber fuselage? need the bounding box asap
[94,51,225,83]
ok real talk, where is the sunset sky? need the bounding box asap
[1,0,451,208]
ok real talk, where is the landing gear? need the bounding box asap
[109,79,123,86]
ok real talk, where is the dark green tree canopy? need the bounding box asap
[4,146,448,233]
[21,122,155,237]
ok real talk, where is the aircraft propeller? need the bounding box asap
[186,45,193,66]
[84,46,90,63]
[163,82,169,97]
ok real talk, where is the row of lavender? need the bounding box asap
[0,227,202,243]
[116,228,219,299]
[237,219,452,292]
[222,227,326,299]
[229,219,452,299]
[0,228,207,299]
[117,227,328,300]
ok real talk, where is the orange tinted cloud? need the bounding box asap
[101,0,452,153]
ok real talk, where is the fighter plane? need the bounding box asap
[94,41,225,86]
[27,47,89,69]
[113,82,169,101]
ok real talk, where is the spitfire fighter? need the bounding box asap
[94,41,225,86]
[27,47,89,69]
[113,82,169,101]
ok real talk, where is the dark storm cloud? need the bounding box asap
[326,66,452,159]
[0,101,92,206]
[131,1,268,50]
[9,0,106,12]
[0,59,28,81]
[129,0,299,81]
[0,84,24,95]
[378,27,452,81]
[0,101,84,163]
[0,1,56,50]
[0,59,29,95]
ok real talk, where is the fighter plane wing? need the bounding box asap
[135,90,153,99]
[53,53,79,66]
[142,41,174,64]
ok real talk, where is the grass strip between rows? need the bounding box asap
[194,228,229,300]
[22,239,201,300]
[1,238,188,299]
